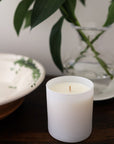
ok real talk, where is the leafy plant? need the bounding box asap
[13,0,114,79]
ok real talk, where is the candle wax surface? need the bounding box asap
[50,82,90,94]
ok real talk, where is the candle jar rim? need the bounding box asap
[46,76,94,97]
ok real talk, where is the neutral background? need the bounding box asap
[0,0,114,75]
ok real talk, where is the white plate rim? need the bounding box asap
[94,94,114,101]
[0,53,45,105]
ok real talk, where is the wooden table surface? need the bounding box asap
[0,75,114,144]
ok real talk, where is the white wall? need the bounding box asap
[0,0,114,75]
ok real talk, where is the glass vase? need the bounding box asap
[63,26,114,98]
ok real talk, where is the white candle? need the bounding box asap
[46,76,94,143]
[50,82,90,94]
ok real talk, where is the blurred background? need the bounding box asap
[0,0,114,75]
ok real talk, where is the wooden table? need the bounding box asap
[0,75,114,144]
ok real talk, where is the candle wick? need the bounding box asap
[69,86,71,92]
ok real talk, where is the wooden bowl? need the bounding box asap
[0,53,45,119]
[0,98,24,120]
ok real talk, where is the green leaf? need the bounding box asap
[104,1,114,26]
[31,0,65,28]
[80,0,86,5]
[60,6,71,22]
[24,10,32,28]
[50,17,64,72]
[60,0,76,23]
[63,0,76,14]
[14,0,34,35]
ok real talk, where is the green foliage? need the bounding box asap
[12,0,114,78]
[50,17,64,72]
[80,0,86,5]
[104,1,114,26]
[14,0,34,35]
[60,0,76,23]
[24,10,32,28]
[95,56,113,79]
[31,0,65,28]
[62,0,77,15]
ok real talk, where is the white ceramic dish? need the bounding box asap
[0,53,45,105]
[94,79,114,101]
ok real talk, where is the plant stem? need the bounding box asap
[69,31,104,67]
[68,18,113,79]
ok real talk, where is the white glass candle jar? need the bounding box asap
[46,76,94,143]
